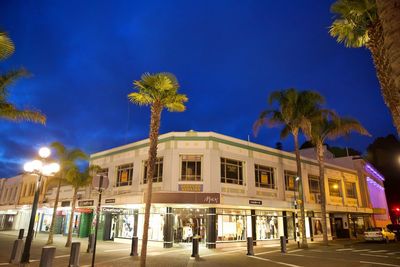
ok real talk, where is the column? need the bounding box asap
[133,209,139,237]
[251,209,257,245]
[282,211,288,239]
[206,208,216,249]
[163,207,174,248]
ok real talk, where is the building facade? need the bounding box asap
[87,131,373,247]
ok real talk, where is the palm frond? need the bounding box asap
[0,103,46,124]
[128,92,153,106]
[0,68,30,99]
[164,93,188,112]
[0,32,15,60]
[326,117,371,139]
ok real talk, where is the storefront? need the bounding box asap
[0,210,17,230]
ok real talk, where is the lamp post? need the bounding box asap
[20,147,60,265]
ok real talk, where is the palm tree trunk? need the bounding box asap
[377,0,400,100]
[66,187,78,247]
[46,178,63,244]
[140,102,163,267]
[316,143,328,245]
[368,20,400,134]
[293,131,308,248]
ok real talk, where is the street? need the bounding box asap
[0,232,399,266]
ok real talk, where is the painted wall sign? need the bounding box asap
[75,208,93,213]
[102,207,124,214]
[78,200,94,207]
[249,200,262,205]
[178,184,203,192]
[61,201,71,207]
[149,192,220,204]
[105,198,115,204]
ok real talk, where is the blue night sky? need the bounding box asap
[0,0,395,177]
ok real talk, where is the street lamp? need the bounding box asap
[20,147,60,264]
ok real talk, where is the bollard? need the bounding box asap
[18,229,24,240]
[39,246,56,267]
[191,237,199,258]
[130,236,138,256]
[69,242,80,267]
[280,236,287,253]
[246,237,254,256]
[9,239,24,264]
[87,234,94,253]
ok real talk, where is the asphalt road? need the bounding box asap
[0,231,399,267]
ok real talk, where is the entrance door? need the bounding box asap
[104,213,118,241]
[174,209,206,244]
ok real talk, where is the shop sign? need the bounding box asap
[78,200,94,207]
[307,211,315,217]
[105,198,115,204]
[249,200,262,205]
[61,201,70,207]
[102,207,124,214]
[178,184,203,192]
[75,208,93,213]
[149,192,220,204]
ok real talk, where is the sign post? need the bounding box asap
[91,175,109,267]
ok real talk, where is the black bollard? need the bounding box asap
[130,236,138,256]
[246,237,254,256]
[191,237,199,258]
[87,234,94,253]
[69,242,80,267]
[39,246,56,267]
[280,236,287,253]
[18,229,24,240]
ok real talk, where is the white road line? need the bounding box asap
[249,255,303,267]
[288,249,303,254]
[54,254,70,258]
[353,249,370,252]
[360,261,400,267]
[255,249,280,255]
[336,248,353,251]
[0,263,9,266]
[369,250,388,253]
[201,249,244,258]
[387,252,400,255]
[103,248,130,252]
[360,253,388,258]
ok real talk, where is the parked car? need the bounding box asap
[386,224,400,240]
[364,227,396,243]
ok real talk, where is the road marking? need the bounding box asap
[288,249,303,254]
[201,249,244,258]
[336,248,353,251]
[369,250,388,253]
[255,249,280,255]
[0,263,9,266]
[360,261,400,267]
[360,253,388,258]
[387,252,400,255]
[352,249,370,252]
[54,254,70,258]
[249,255,303,267]
[103,248,130,252]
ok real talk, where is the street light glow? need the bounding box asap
[38,147,51,158]
[23,162,33,172]
[31,160,43,171]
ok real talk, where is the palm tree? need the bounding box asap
[304,112,370,245]
[65,164,93,247]
[329,0,400,134]
[0,31,14,60]
[376,0,400,100]
[46,142,87,245]
[0,68,46,124]
[254,88,324,249]
[128,72,187,266]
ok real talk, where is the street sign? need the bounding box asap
[92,175,109,190]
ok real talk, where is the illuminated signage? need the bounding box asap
[178,184,203,192]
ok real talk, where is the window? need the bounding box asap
[345,182,357,198]
[308,175,320,193]
[181,155,202,181]
[328,179,341,197]
[143,157,163,183]
[116,164,133,187]
[284,170,297,191]
[255,164,275,188]
[220,158,243,185]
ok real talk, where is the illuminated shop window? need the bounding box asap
[116,164,133,187]
[143,157,163,184]
[328,179,341,197]
[220,158,243,185]
[181,155,202,181]
[308,175,320,193]
[255,164,275,189]
[255,211,280,240]
[217,209,248,241]
[345,182,357,198]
